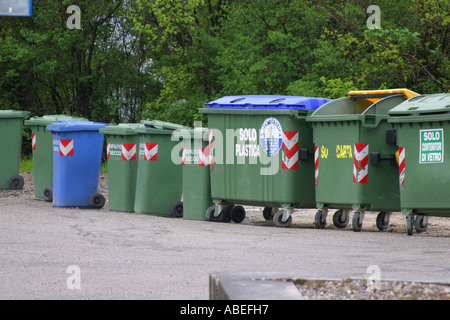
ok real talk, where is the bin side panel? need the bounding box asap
[134,134,183,216]
[312,121,359,208]
[30,126,54,199]
[395,121,450,215]
[106,134,140,212]
[207,112,315,208]
[358,121,400,211]
[52,131,104,208]
[0,118,24,189]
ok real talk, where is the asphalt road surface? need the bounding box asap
[0,173,449,300]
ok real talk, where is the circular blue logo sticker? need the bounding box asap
[260,117,283,155]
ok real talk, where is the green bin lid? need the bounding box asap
[25,115,88,126]
[0,110,30,119]
[99,123,145,136]
[388,94,450,116]
[140,119,189,131]
[307,93,407,122]
[135,126,192,136]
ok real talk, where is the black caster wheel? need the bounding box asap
[231,205,245,223]
[333,210,349,229]
[171,201,183,218]
[314,209,327,229]
[9,175,24,190]
[89,192,106,209]
[273,210,292,228]
[43,186,53,202]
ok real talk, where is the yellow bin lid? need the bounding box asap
[347,88,420,104]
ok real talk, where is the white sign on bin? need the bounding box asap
[419,128,444,164]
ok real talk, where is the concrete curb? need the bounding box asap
[209,271,450,300]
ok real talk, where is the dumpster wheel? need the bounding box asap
[352,212,364,232]
[332,210,349,229]
[273,210,292,228]
[231,205,245,223]
[89,193,106,209]
[8,175,24,190]
[376,212,390,231]
[406,216,414,236]
[414,215,428,233]
[314,209,327,229]
[206,204,232,223]
[43,186,53,202]
[171,201,183,218]
[262,207,277,221]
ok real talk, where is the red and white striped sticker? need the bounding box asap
[32,134,36,150]
[199,147,213,167]
[121,143,137,161]
[282,131,299,170]
[60,139,74,157]
[144,142,158,161]
[207,129,214,166]
[107,142,110,159]
[314,146,319,186]
[353,143,368,184]
[398,147,405,187]
[182,148,186,166]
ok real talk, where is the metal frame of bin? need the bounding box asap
[200,95,331,227]
[388,93,450,235]
[306,89,419,232]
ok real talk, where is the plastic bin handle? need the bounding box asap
[370,152,396,165]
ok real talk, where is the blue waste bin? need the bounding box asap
[46,121,107,209]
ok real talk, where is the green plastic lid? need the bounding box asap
[99,123,145,136]
[0,110,30,119]
[140,119,189,131]
[25,115,88,126]
[135,126,191,136]
[388,94,450,116]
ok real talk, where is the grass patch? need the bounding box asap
[20,157,33,173]
[100,161,108,174]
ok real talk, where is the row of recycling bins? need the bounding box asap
[1,89,449,236]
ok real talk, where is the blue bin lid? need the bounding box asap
[46,121,107,132]
[204,95,332,110]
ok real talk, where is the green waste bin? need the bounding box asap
[199,95,331,227]
[25,115,88,200]
[99,123,144,212]
[388,93,450,235]
[180,127,214,221]
[134,120,189,217]
[306,89,418,232]
[0,110,30,190]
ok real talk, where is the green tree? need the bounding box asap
[0,0,158,123]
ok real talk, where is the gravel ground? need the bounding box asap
[292,279,450,300]
[2,172,450,300]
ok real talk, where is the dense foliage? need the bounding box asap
[1,0,448,130]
